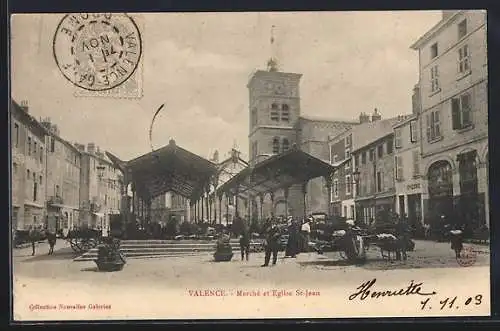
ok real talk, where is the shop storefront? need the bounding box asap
[426,160,454,227]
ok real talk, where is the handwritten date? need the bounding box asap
[420,294,483,310]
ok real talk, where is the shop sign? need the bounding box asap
[406,182,421,191]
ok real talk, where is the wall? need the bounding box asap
[11,104,46,230]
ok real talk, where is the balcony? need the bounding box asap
[47,195,64,207]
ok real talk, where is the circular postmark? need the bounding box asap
[53,13,142,91]
[456,245,477,267]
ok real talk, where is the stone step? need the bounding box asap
[121,239,241,244]
[74,252,209,262]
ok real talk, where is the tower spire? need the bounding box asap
[267,24,279,72]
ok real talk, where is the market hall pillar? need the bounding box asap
[302,181,309,220]
[324,175,332,218]
[218,193,223,224]
[259,194,264,222]
[269,192,275,219]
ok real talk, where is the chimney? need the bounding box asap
[87,143,96,154]
[20,100,29,113]
[371,108,382,122]
[212,150,219,163]
[74,143,85,152]
[412,84,421,115]
[359,112,370,124]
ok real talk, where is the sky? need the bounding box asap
[11,11,442,162]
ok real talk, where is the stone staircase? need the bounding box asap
[73,239,243,262]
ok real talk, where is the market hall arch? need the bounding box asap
[427,160,454,227]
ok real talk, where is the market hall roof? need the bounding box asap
[216,147,335,197]
[106,139,218,201]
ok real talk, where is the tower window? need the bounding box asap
[251,107,258,127]
[272,137,280,154]
[281,104,290,122]
[282,138,290,153]
[270,103,279,121]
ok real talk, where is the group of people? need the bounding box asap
[237,215,314,267]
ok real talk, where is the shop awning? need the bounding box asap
[216,147,335,197]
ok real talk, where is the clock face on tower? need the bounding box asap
[275,83,285,95]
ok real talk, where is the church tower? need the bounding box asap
[247,25,302,166]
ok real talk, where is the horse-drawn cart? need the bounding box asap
[313,226,415,263]
[64,227,104,253]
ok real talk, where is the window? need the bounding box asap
[426,110,441,141]
[430,65,440,93]
[33,180,38,201]
[34,141,37,159]
[50,137,55,152]
[12,162,17,175]
[377,145,383,158]
[430,43,438,59]
[387,139,393,154]
[56,185,60,197]
[395,156,403,181]
[282,138,290,153]
[14,123,19,148]
[332,154,338,164]
[452,93,472,130]
[343,206,348,218]
[251,108,258,127]
[350,206,355,220]
[333,179,339,198]
[345,134,351,147]
[376,171,382,192]
[346,175,351,195]
[39,175,42,184]
[412,150,420,177]
[369,149,375,162]
[40,147,43,163]
[251,141,258,160]
[27,137,31,155]
[458,44,470,74]
[270,103,279,121]
[458,19,467,39]
[26,169,30,180]
[272,137,280,154]
[361,152,366,164]
[355,155,360,168]
[345,148,350,160]
[394,128,402,148]
[281,104,290,122]
[410,120,418,143]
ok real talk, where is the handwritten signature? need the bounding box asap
[349,278,437,301]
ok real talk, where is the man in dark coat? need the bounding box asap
[262,221,281,267]
[239,226,250,261]
[285,218,300,258]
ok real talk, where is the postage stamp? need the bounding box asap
[10,10,490,322]
[52,13,143,97]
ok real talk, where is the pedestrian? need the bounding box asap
[47,229,57,255]
[395,217,409,261]
[28,225,38,256]
[300,217,312,252]
[285,218,300,258]
[239,226,250,261]
[261,221,281,267]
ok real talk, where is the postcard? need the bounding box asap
[10,11,490,321]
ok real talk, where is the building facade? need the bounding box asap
[352,116,400,225]
[11,101,47,230]
[78,143,122,231]
[42,119,82,232]
[411,10,488,230]
[393,114,424,228]
[328,128,355,219]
